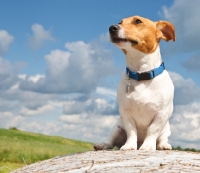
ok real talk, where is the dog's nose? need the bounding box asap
[109,25,120,33]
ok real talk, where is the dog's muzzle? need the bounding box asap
[109,25,138,45]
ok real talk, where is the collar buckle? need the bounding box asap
[138,71,154,81]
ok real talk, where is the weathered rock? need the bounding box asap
[11,150,200,173]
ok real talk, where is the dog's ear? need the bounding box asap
[156,21,176,42]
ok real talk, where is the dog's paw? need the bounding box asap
[120,143,137,151]
[94,142,113,151]
[139,143,156,151]
[157,143,172,150]
[139,140,156,151]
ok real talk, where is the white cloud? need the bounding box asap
[60,114,117,142]
[60,114,88,124]
[0,75,62,119]
[0,56,12,74]
[160,0,200,54]
[96,87,117,98]
[160,0,200,73]
[10,116,25,127]
[167,71,200,148]
[0,54,118,142]
[19,74,45,83]
[19,40,116,94]
[45,49,70,77]
[0,115,25,129]
[59,90,118,142]
[0,111,13,118]
[99,32,110,43]
[170,102,200,147]
[62,96,118,116]
[20,104,54,116]
[0,105,117,142]
[28,74,45,83]
[0,30,14,55]
[60,114,116,129]
[9,120,63,136]
[28,23,54,49]
[169,71,200,105]
[0,57,18,91]
[18,74,26,80]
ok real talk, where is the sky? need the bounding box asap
[0,0,200,149]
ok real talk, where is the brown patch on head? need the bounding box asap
[122,49,127,54]
[119,16,176,54]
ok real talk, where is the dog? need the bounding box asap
[94,15,175,151]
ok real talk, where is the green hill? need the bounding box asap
[0,128,93,173]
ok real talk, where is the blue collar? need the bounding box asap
[126,62,165,81]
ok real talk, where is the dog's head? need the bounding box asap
[109,16,175,54]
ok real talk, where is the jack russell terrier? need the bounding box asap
[94,16,175,151]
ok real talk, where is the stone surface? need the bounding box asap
[11,150,200,173]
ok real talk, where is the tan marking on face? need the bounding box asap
[122,49,127,54]
[119,16,175,54]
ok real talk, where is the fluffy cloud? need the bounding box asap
[20,104,55,116]
[0,111,13,118]
[0,30,14,55]
[168,71,200,148]
[169,71,200,105]
[63,94,118,116]
[161,0,200,54]
[0,57,18,92]
[0,97,118,142]
[96,87,117,99]
[170,102,200,148]
[19,41,116,94]
[160,0,200,72]
[60,114,117,142]
[2,113,117,143]
[0,73,63,119]
[28,24,54,49]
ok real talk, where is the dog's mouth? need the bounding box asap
[111,36,138,45]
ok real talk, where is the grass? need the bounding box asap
[172,146,200,152]
[0,128,93,173]
[0,162,21,173]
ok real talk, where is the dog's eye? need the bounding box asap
[118,21,122,24]
[134,19,142,24]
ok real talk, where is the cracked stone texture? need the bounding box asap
[11,150,200,173]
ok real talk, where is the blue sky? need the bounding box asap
[0,0,200,149]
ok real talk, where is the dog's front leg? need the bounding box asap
[120,107,137,150]
[139,111,169,151]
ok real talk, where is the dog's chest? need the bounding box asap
[117,75,163,116]
[127,86,157,112]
